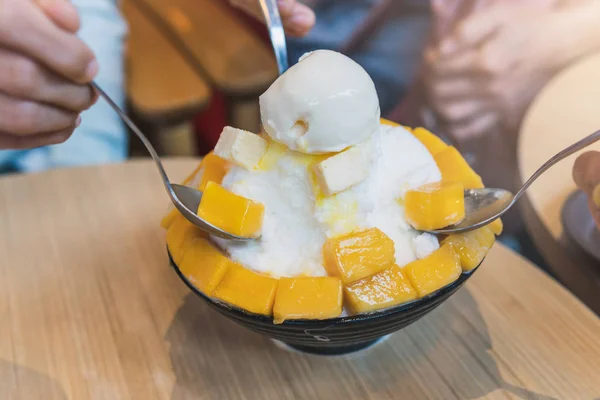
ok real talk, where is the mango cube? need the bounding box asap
[323,228,395,284]
[404,181,465,230]
[404,243,462,297]
[197,182,265,237]
[443,227,495,271]
[180,162,204,186]
[273,277,343,324]
[488,218,504,236]
[380,118,412,131]
[166,216,205,265]
[160,207,181,230]
[198,153,229,191]
[214,126,268,170]
[179,238,233,295]
[313,146,371,196]
[433,146,484,189]
[380,118,399,127]
[412,127,449,156]
[344,264,418,314]
[213,263,278,316]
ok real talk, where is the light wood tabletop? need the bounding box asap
[1,160,599,400]
[519,53,600,313]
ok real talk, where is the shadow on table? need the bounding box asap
[166,290,557,400]
[0,359,67,400]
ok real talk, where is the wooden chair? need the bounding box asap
[123,0,211,157]
[128,0,278,139]
[123,0,396,156]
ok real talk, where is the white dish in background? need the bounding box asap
[561,190,600,263]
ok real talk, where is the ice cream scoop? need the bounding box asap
[260,50,380,154]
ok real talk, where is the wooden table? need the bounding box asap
[1,161,599,399]
[518,53,600,313]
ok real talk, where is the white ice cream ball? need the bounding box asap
[259,50,381,154]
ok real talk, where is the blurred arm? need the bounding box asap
[551,1,600,71]
[13,0,128,172]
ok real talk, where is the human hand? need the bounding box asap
[229,0,315,38]
[424,4,564,140]
[0,0,98,150]
[573,151,600,229]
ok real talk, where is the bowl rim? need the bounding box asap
[168,247,480,326]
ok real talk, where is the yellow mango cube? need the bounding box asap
[198,153,229,191]
[323,228,395,284]
[412,127,449,156]
[213,264,278,316]
[180,162,204,186]
[273,277,343,324]
[197,182,265,237]
[160,207,181,230]
[404,181,465,230]
[166,216,205,265]
[404,243,462,297]
[380,118,411,131]
[380,118,399,127]
[443,227,495,271]
[179,238,233,295]
[433,146,484,189]
[488,218,504,236]
[344,264,418,314]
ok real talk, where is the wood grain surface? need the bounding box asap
[1,160,599,400]
[518,53,600,313]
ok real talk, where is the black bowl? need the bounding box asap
[169,249,478,355]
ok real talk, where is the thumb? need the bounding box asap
[573,151,600,207]
[36,0,80,33]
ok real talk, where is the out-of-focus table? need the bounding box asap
[1,160,599,399]
[123,0,212,156]
[129,0,277,133]
[519,53,600,313]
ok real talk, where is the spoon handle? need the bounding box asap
[92,83,178,203]
[257,0,288,76]
[514,129,600,205]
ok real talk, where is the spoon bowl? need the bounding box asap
[428,129,600,235]
[92,83,256,241]
[426,188,514,235]
[91,1,288,241]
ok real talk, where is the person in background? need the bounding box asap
[393,0,600,245]
[423,0,600,141]
[286,0,431,115]
[0,0,314,173]
[573,151,600,229]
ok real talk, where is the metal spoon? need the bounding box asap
[91,4,288,240]
[428,129,600,235]
[92,83,255,241]
[258,0,289,75]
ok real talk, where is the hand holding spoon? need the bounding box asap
[93,83,255,241]
[428,129,600,235]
